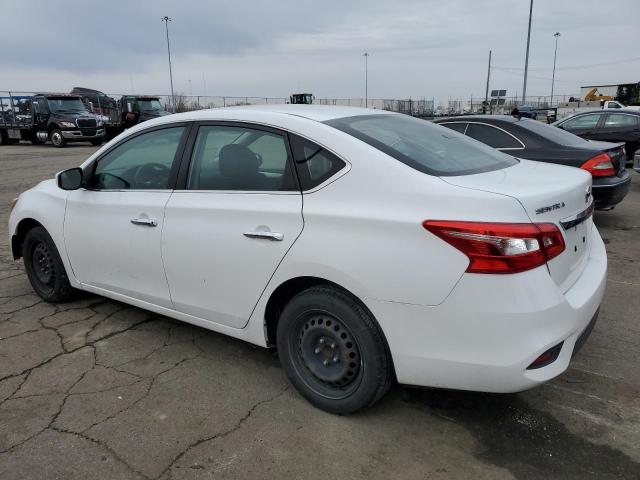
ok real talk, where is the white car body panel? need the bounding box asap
[64,189,173,308]
[162,191,303,328]
[8,105,608,393]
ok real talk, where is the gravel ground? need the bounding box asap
[1,143,639,480]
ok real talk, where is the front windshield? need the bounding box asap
[47,98,87,113]
[137,99,163,111]
[325,114,518,176]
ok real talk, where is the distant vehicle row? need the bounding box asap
[0,88,168,147]
[435,115,631,210]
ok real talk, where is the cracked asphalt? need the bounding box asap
[1,144,639,480]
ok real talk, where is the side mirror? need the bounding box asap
[57,167,83,190]
[89,101,94,112]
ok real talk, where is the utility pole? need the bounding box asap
[162,16,176,113]
[522,0,533,105]
[484,50,492,114]
[363,52,369,108]
[550,32,561,106]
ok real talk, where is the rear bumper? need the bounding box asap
[365,224,607,393]
[592,171,631,209]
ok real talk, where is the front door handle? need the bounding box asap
[243,231,284,241]
[131,218,158,227]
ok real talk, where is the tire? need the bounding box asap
[50,129,66,148]
[0,129,8,145]
[90,139,103,146]
[23,226,74,302]
[276,286,393,414]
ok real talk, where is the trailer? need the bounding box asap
[0,92,105,147]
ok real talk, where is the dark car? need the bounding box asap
[434,115,631,210]
[553,110,640,165]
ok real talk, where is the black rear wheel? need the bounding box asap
[277,286,393,414]
[23,226,74,302]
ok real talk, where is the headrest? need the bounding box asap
[219,144,260,178]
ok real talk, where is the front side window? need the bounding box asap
[325,114,518,176]
[187,125,296,191]
[603,114,638,129]
[562,114,600,130]
[90,126,185,190]
[137,99,163,112]
[465,123,523,149]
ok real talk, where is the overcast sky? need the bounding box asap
[1,0,638,104]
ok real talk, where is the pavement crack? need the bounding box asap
[157,384,290,480]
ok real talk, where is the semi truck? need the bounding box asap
[0,92,105,147]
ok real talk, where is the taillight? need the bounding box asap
[580,153,615,177]
[422,220,565,274]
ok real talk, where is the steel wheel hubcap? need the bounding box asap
[298,313,361,388]
[32,242,54,285]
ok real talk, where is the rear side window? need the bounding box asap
[325,114,518,176]
[465,123,523,149]
[289,134,346,190]
[603,114,638,128]
[187,125,297,191]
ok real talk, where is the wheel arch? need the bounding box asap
[11,218,44,260]
[263,276,388,352]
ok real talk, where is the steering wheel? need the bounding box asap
[133,162,171,189]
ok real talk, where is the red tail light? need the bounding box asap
[423,221,565,274]
[580,153,615,177]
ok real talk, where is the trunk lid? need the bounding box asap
[441,159,594,291]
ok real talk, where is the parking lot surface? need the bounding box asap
[1,144,639,480]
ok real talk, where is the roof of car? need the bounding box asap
[166,104,395,123]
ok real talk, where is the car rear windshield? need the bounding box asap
[324,114,518,176]
[514,118,587,146]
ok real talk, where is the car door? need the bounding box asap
[64,124,189,308]
[597,113,640,143]
[162,122,303,328]
[559,113,602,140]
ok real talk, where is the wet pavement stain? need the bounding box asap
[402,388,640,480]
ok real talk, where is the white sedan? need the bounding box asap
[8,105,606,413]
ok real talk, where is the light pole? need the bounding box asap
[363,52,369,108]
[550,32,561,106]
[162,16,176,113]
[522,0,533,105]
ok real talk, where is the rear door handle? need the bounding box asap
[243,231,284,241]
[131,218,158,227]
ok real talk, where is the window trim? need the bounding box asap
[82,122,192,192]
[462,121,526,151]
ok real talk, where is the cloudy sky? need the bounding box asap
[1,0,638,104]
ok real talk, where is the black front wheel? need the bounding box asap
[23,226,74,302]
[50,129,66,148]
[90,138,103,146]
[277,286,393,414]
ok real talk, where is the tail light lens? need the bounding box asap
[423,221,565,274]
[580,153,615,177]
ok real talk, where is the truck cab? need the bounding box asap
[120,95,169,127]
[289,93,314,104]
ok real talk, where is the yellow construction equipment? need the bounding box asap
[584,88,613,102]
